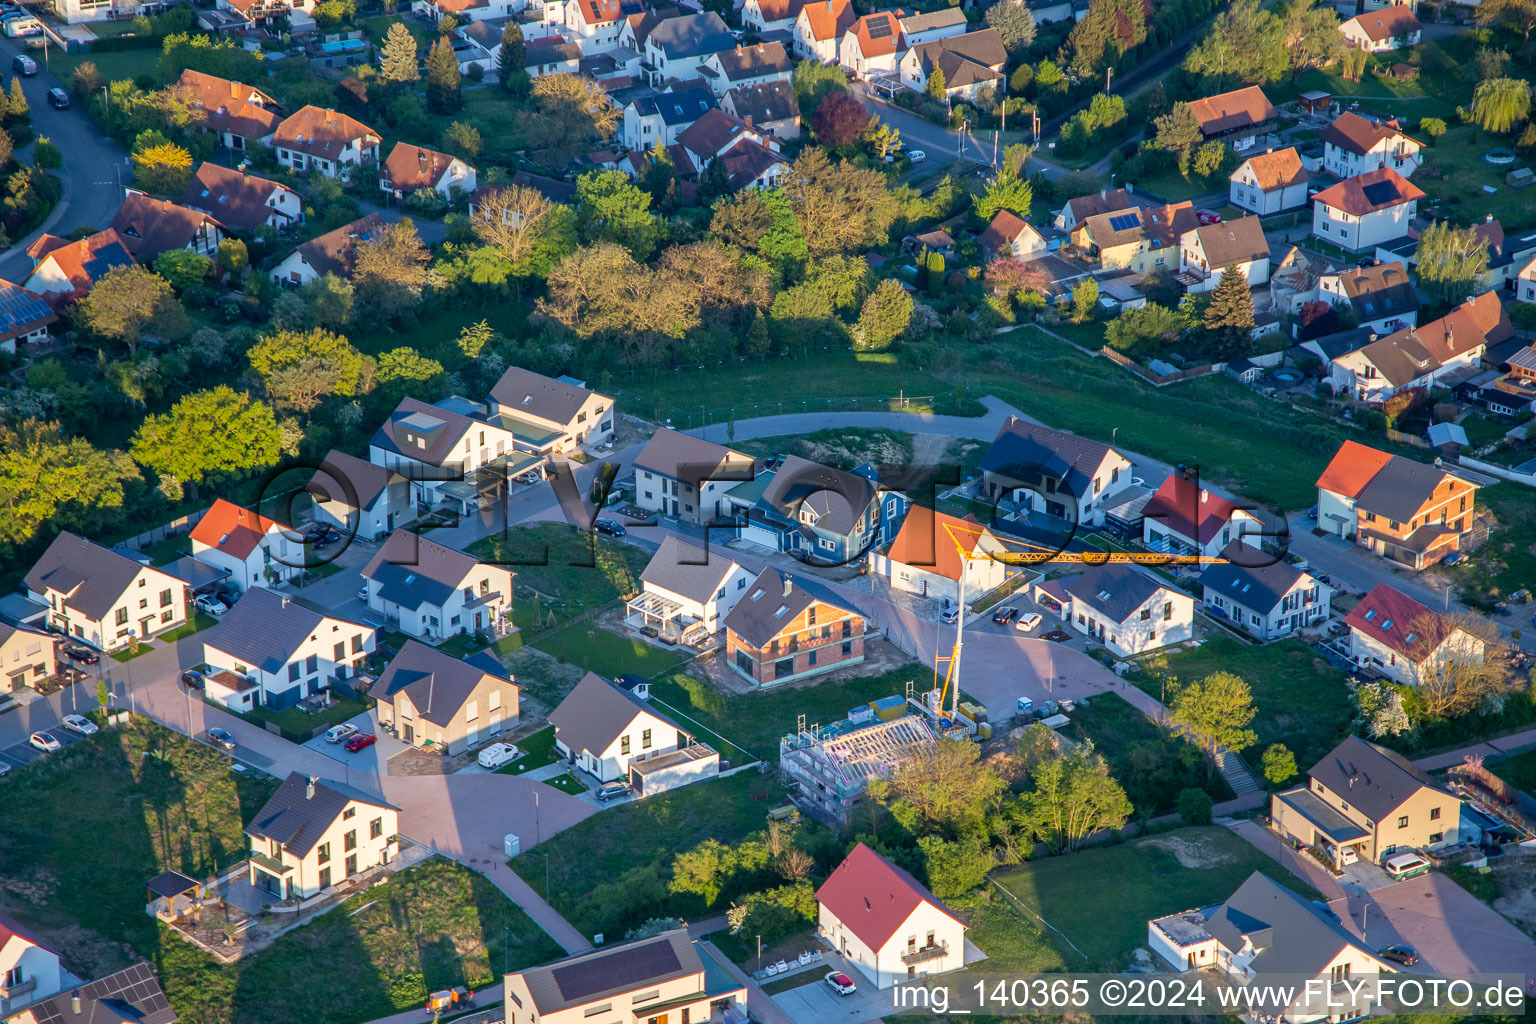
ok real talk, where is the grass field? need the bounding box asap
[469,523,651,624]
[1449,485,1536,611]
[988,826,1320,970]
[496,723,560,774]
[1133,636,1354,770]
[1415,124,1536,230]
[531,622,690,680]
[48,46,161,86]
[1063,695,1233,814]
[154,612,220,645]
[1491,748,1536,797]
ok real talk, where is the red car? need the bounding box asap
[1196,209,1223,225]
[343,732,377,752]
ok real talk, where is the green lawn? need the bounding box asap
[49,45,161,86]
[531,622,690,680]
[988,825,1320,970]
[1063,695,1233,814]
[140,531,191,566]
[1414,124,1536,230]
[542,772,588,794]
[154,612,219,644]
[469,523,650,626]
[956,890,1070,974]
[1448,484,1536,611]
[1490,748,1536,797]
[244,697,371,742]
[366,296,527,366]
[496,724,560,774]
[1133,636,1352,770]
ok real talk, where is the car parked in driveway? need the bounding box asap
[1377,944,1419,966]
[61,714,97,736]
[1016,612,1043,631]
[825,972,857,996]
[29,731,61,752]
[343,731,377,752]
[991,607,1017,625]
[325,723,358,744]
[62,645,98,665]
[206,728,237,750]
[594,518,626,537]
[477,742,520,769]
[596,780,630,801]
[195,594,229,616]
[180,670,204,689]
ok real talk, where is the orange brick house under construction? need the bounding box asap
[723,566,865,686]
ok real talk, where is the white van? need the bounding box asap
[1383,851,1429,880]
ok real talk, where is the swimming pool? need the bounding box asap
[318,38,367,54]
[1271,368,1303,383]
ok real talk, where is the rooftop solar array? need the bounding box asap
[551,938,683,1002]
[1361,181,1399,206]
[868,14,893,37]
[33,963,175,1024]
[0,282,52,336]
[1107,213,1140,232]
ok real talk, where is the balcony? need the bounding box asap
[901,942,949,966]
[0,976,36,1001]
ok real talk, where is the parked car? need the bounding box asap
[62,646,99,665]
[61,714,97,736]
[908,150,926,163]
[206,728,237,751]
[1016,612,1043,632]
[1196,209,1222,225]
[325,723,359,744]
[1377,944,1419,966]
[180,670,205,689]
[0,760,9,776]
[343,731,377,752]
[596,780,630,802]
[991,607,1018,625]
[357,584,370,603]
[825,972,857,996]
[594,518,626,537]
[1383,851,1429,880]
[478,742,521,769]
[47,86,68,108]
[29,731,61,752]
[195,594,229,616]
[940,605,960,624]
[11,53,36,75]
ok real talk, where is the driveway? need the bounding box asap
[1227,819,1348,900]
[299,706,407,777]
[773,963,892,1024]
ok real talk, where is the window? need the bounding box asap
[775,658,793,678]
[584,1006,614,1018]
[1140,609,1151,621]
[1428,831,1443,844]
[116,607,129,626]
[343,806,356,820]
[621,735,631,755]
[808,649,818,666]
[318,842,331,864]
[160,588,173,608]
[842,640,852,656]
[642,728,652,749]
[289,663,301,682]
[345,854,357,877]
[489,690,501,712]
[344,829,357,852]
[334,642,345,661]
[1397,815,1408,829]
[1429,806,1441,820]
[807,606,817,626]
[305,654,318,674]
[1163,603,1173,621]
[633,991,661,1005]
[371,817,383,839]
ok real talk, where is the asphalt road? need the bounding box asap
[0,36,131,282]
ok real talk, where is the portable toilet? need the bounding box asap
[503,833,520,857]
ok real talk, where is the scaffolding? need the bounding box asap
[779,712,937,823]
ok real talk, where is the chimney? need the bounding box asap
[1200,489,1209,504]
[72,996,82,1015]
[1100,188,1106,199]
[1486,213,1493,223]
[419,149,428,173]
[783,576,793,597]
[305,776,316,799]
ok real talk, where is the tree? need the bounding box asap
[1177,787,1213,824]
[1168,671,1258,770]
[1155,102,1205,171]
[875,737,1007,835]
[0,421,139,546]
[779,149,898,257]
[153,250,213,292]
[377,346,444,388]
[916,833,998,900]
[791,58,848,111]
[856,280,914,351]
[218,238,249,276]
[576,170,663,259]
[353,220,432,322]
[248,328,374,413]
[709,188,808,270]
[868,120,901,159]
[71,61,101,98]
[457,319,500,357]
[1420,116,1447,138]
[1465,78,1531,133]
[498,21,526,86]
[1203,264,1257,356]
[1002,142,1034,178]
[6,78,27,121]
[425,36,463,113]
[925,66,948,100]
[1260,744,1297,786]
[1185,0,1287,86]
[973,168,1033,221]
[76,265,188,348]
[1407,613,1504,718]
[1338,45,1368,81]
[380,22,420,83]
[442,120,482,158]
[812,90,868,147]
[1104,302,1181,353]
[986,0,1037,52]
[1066,0,1147,75]
[1477,0,1536,40]
[0,128,14,170]
[1071,278,1099,323]
[1416,221,1490,303]
[525,74,620,161]
[1014,744,1133,853]
[132,140,194,194]
[129,387,283,495]
[471,184,578,275]
[667,838,768,907]
[1282,0,1344,82]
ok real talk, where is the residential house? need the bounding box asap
[621,85,717,149]
[360,530,513,641]
[189,498,301,592]
[699,41,793,96]
[868,507,1009,607]
[1177,215,1271,293]
[897,27,1006,101]
[217,0,315,30]
[1460,344,1536,417]
[485,365,615,454]
[1063,562,1193,657]
[632,427,756,525]
[626,534,754,643]
[181,162,304,233]
[1322,111,1422,179]
[1315,259,1419,334]
[0,622,56,693]
[108,193,225,264]
[563,0,629,53]
[1186,86,1278,151]
[202,587,374,708]
[1199,542,1331,640]
[176,68,282,152]
[723,454,908,563]
[269,213,389,288]
[839,10,905,77]
[0,280,56,353]
[307,449,412,539]
[24,532,188,651]
[1319,441,1480,566]
[375,641,519,754]
[245,772,399,900]
[459,18,511,70]
[1052,187,1134,232]
[723,566,866,684]
[1328,291,1510,402]
[549,671,720,790]
[721,79,802,140]
[644,11,735,84]
[1422,219,1536,294]
[502,929,746,1024]
[1142,472,1262,559]
[677,108,781,175]
[976,209,1048,262]
[898,7,969,45]
[1071,202,1198,275]
[1271,734,1460,867]
[817,842,967,989]
[792,0,855,61]
[1311,166,1423,252]
[1341,5,1420,50]
[978,416,1135,526]
[744,0,810,32]
[525,36,584,76]
[4,964,174,1024]
[1517,252,1536,303]
[415,0,515,22]
[1026,0,1079,22]
[1149,872,1394,1018]
[1347,583,1486,683]
[22,229,134,307]
[270,106,381,179]
[0,910,62,1017]
[381,142,477,201]
[1229,147,1309,215]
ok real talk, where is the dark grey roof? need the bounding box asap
[640,535,740,603]
[755,454,877,535]
[464,649,510,677]
[633,427,749,484]
[165,555,230,591]
[1329,261,1419,321]
[518,929,700,1013]
[488,365,601,424]
[1207,873,1373,976]
[1507,345,1536,373]
[1063,563,1168,623]
[362,530,485,610]
[308,449,402,512]
[369,397,477,468]
[1199,541,1313,615]
[1307,326,1376,361]
[24,531,164,621]
[648,11,734,58]
[202,587,368,674]
[145,870,200,900]
[710,41,792,80]
[28,963,176,1024]
[1308,735,1445,821]
[1355,456,1447,521]
[725,79,800,125]
[721,565,855,648]
[0,591,48,626]
[247,771,397,857]
[980,417,1123,498]
[378,640,504,728]
[631,86,717,126]
[1271,787,1370,844]
[548,671,687,756]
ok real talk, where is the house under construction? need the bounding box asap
[779,706,940,824]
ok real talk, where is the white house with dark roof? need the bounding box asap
[817,842,967,989]
[643,11,735,85]
[369,396,520,511]
[0,279,57,354]
[897,28,1006,101]
[375,640,519,754]
[245,772,399,899]
[1052,187,1135,232]
[1200,542,1331,640]
[548,672,720,793]
[7,964,174,1024]
[307,449,411,539]
[1064,563,1192,657]
[699,41,793,96]
[189,498,300,593]
[723,454,908,564]
[360,530,513,642]
[201,587,375,709]
[1315,260,1419,335]
[486,366,614,455]
[621,85,718,149]
[625,535,753,643]
[0,909,63,1017]
[721,79,801,140]
[633,427,756,525]
[24,532,189,651]
[978,416,1135,526]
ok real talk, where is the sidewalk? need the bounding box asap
[1226,819,1348,899]
[1412,727,1536,771]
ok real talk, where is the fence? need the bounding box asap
[1458,454,1536,489]
[122,508,208,554]
[1384,427,1430,449]
[1099,347,1223,387]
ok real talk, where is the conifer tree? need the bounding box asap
[1203,264,1257,357]
[380,23,420,83]
[425,36,462,112]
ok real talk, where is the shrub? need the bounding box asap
[1177,787,1213,825]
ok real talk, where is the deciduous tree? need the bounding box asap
[1155,102,1204,171]
[873,737,1007,835]
[525,74,620,160]
[1465,77,1532,133]
[471,184,578,275]
[1184,0,1286,86]
[1167,671,1258,771]
[248,328,374,412]
[131,139,194,194]
[129,386,283,495]
[76,265,189,348]
[0,422,138,546]
[1476,0,1536,41]
[1282,0,1344,83]
[1013,743,1133,853]
[1260,743,1297,785]
[812,90,868,147]
[1416,221,1490,303]
[972,167,1033,221]
[576,169,664,260]
[779,149,898,257]
[353,219,432,322]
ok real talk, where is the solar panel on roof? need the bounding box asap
[550,939,683,1002]
[868,14,892,36]
[1361,181,1398,206]
[1107,213,1140,232]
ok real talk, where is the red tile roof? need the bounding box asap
[977,209,1032,252]
[1321,112,1418,157]
[753,0,810,22]
[1345,5,1420,41]
[1316,440,1393,498]
[1238,147,1308,190]
[576,0,624,25]
[800,0,854,41]
[885,507,989,581]
[384,142,461,192]
[272,106,380,161]
[1187,86,1277,137]
[1143,473,1249,545]
[848,9,907,57]
[191,498,288,560]
[176,68,281,140]
[816,842,963,952]
[27,229,136,303]
[1312,166,1424,217]
[1345,582,1452,661]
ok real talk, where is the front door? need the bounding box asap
[404,723,414,744]
[319,867,331,890]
